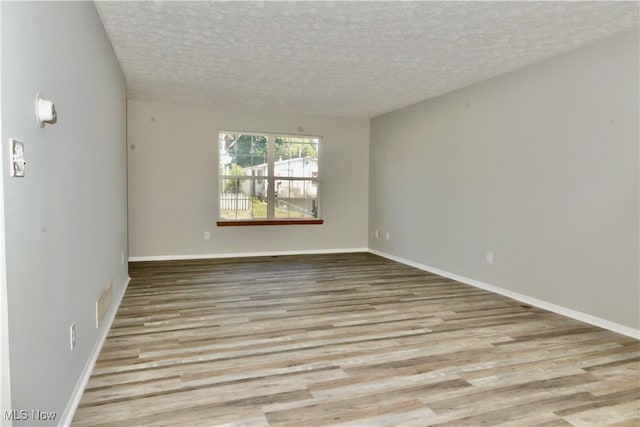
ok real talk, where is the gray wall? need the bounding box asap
[127,100,369,258]
[1,2,128,424]
[0,3,11,422]
[369,30,639,330]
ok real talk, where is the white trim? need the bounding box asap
[369,249,639,340]
[59,276,131,427]
[128,247,369,262]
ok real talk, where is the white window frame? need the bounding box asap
[218,131,322,224]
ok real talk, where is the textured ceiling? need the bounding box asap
[95,1,639,118]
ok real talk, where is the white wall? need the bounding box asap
[1,2,128,425]
[369,30,639,331]
[127,101,369,259]
[0,3,12,423]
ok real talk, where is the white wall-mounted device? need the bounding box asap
[10,139,26,177]
[35,93,56,127]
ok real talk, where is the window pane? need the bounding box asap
[275,179,318,219]
[234,135,267,168]
[275,137,318,159]
[220,133,236,171]
[219,178,268,220]
[249,197,268,220]
[274,137,318,178]
[220,179,246,220]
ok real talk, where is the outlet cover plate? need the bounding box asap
[70,323,76,350]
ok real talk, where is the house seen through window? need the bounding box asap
[218,132,321,223]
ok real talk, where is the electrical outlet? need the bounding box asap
[121,252,125,265]
[385,232,390,241]
[374,230,380,239]
[486,251,494,265]
[204,231,210,240]
[70,323,76,350]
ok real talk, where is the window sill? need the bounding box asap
[217,219,324,227]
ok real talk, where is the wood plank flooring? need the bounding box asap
[72,253,640,426]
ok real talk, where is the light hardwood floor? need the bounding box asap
[73,253,639,426]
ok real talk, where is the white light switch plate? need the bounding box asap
[10,139,25,177]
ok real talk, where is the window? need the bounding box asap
[218,132,322,225]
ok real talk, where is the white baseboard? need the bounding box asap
[369,249,639,340]
[129,247,369,262]
[59,276,131,427]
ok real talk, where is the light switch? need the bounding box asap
[10,139,25,177]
